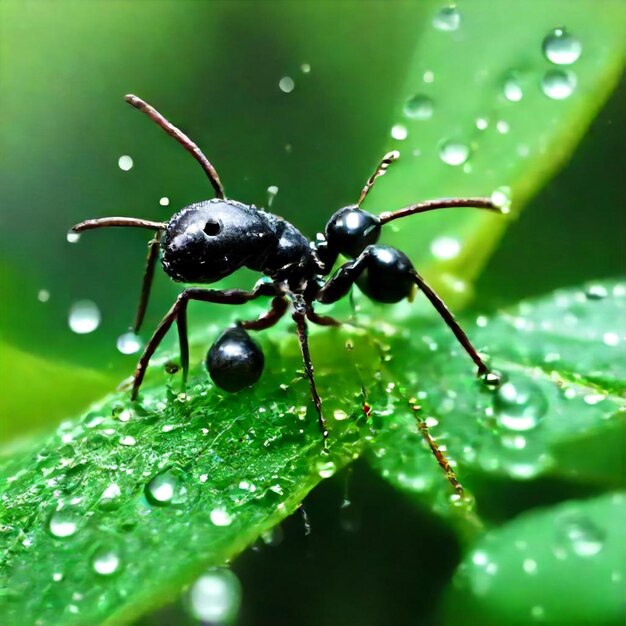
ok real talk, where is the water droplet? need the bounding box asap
[317,460,336,478]
[118,155,133,171]
[496,120,510,134]
[557,515,605,557]
[476,117,488,131]
[91,546,121,576]
[66,231,81,243]
[278,76,295,93]
[99,483,122,509]
[433,5,461,31]
[159,197,170,206]
[491,186,513,213]
[300,63,311,74]
[390,124,408,141]
[439,140,470,166]
[187,568,242,623]
[430,236,461,260]
[585,285,608,300]
[494,378,548,431]
[481,370,503,388]
[523,558,538,574]
[503,75,523,102]
[68,300,101,334]
[603,332,620,347]
[541,69,577,100]
[423,70,435,83]
[119,435,136,446]
[116,331,142,355]
[403,94,434,120]
[37,289,50,303]
[210,508,233,526]
[145,469,180,506]
[267,185,279,208]
[52,572,63,582]
[48,509,79,538]
[542,28,582,65]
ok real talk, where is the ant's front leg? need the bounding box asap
[316,246,376,304]
[131,284,278,400]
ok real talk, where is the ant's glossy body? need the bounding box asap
[72,94,502,451]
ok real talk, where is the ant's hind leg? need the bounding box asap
[238,296,289,331]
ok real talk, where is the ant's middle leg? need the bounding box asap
[131,284,278,399]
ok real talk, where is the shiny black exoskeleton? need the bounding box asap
[72,94,504,447]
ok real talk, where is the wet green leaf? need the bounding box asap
[368,280,625,522]
[443,492,626,626]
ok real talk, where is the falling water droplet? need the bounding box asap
[390,124,408,141]
[542,28,582,65]
[278,76,295,93]
[159,197,170,206]
[494,378,548,431]
[556,515,605,557]
[38,289,50,303]
[503,75,524,102]
[91,546,121,576]
[66,231,81,243]
[116,331,142,355]
[68,300,101,334]
[541,69,577,100]
[145,470,180,506]
[187,568,242,623]
[403,94,434,120]
[433,5,461,31]
[439,140,470,166]
[48,509,79,538]
[118,155,133,171]
[267,185,279,208]
[430,236,461,260]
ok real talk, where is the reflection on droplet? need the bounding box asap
[145,470,178,506]
[91,546,121,576]
[187,568,242,623]
[159,197,170,206]
[118,155,133,171]
[48,509,79,538]
[557,514,605,557]
[278,76,295,93]
[503,75,523,102]
[439,140,470,166]
[68,300,101,334]
[494,378,548,431]
[430,236,461,260]
[541,69,577,100]
[210,508,233,527]
[403,94,434,120]
[116,331,142,355]
[390,124,408,140]
[542,28,582,65]
[433,5,461,31]
[38,289,50,303]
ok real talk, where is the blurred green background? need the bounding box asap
[1,1,624,625]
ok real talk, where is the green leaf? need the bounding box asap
[443,492,626,626]
[367,0,626,300]
[368,280,625,522]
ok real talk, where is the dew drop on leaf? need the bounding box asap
[403,94,434,120]
[390,124,408,140]
[432,5,461,32]
[541,69,577,100]
[145,469,182,506]
[555,514,605,558]
[439,140,470,166]
[542,27,582,65]
[493,378,548,432]
[48,509,79,538]
[91,546,121,576]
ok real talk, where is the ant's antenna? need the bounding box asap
[357,150,400,206]
[71,217,165,232]
[125,94,225,199]
[379,198,501,224]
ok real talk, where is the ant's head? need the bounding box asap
[161,199,275,283]
[324,206,381,258]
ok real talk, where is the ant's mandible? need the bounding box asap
[72,94,503,450]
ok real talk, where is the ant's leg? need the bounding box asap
[306,309,342,327]
[131,284,277,399]
[133,230,163,334]
[292,309,329,445]
[411,270,489,376]
[238,296,289,331]
[316,247,375,304]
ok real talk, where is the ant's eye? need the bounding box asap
[203,220,221,236]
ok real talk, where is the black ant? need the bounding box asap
[72,94,503,454]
